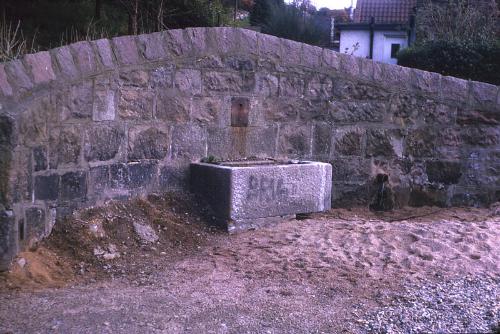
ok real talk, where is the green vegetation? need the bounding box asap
[397,0,500,85]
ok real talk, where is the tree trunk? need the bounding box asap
[128,0,139,35]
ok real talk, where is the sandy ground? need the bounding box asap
[0,195,499,333]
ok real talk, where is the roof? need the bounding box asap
[353,0,417,24]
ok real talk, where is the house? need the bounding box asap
[338,0,417,64]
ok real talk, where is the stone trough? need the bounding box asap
[190,160,332,233]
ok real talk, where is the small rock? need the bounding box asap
[133,222,159,243]
[16,257,26,268]
[103,253,120,260]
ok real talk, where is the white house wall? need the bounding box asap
[373,31,408,64]
[339,30,370,58]
[339,29,409,64]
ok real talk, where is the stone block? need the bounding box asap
[333,80,389,101]
[89,165,110,194]
[137,31,166,60]
[457,108,499,126]
[150,66,174,89]
[18,97,54,145]
[190,161,332,232]
[163,29,190,57]
[330,157,370,183]
[206,27,236,55]
[184,27,207,56]
[70,41,97,75]
[109,163,129,189]
[202,71,255,94]
[155,94,191,123]
[0,209,16,271]
[33,146,47,171]
[333,129,363,156]
[306,74,334,98]
[460,127,498,147]
[408,186,448,207]
[358,57,374,81]
[34,174,59,201]
[329,101,386,123]
[174,69,202,94]
[263,98,299,122]
[470,81,498,109]
[25,207,46,242]
[281,39,302,66]
[258,33,281,62]
[366,129,403,158]
[93,89,115,121]
[277,124,312,158]
[4,59,33,94]
[128,161,157,189]
[52,46,79,80]
[301,44,322,68]
[279,73,305,97]
[9,148,32,202]
[112,35,140,65]
[118,70,149,88]
[49,127,81,168]
[171,126,207,160]
[440,76,469,105]
[0,64,13,96]
[411,68,441,95]
[84,125,123,162]
[128,126,169,161]
[256,72,279,97]
[118,88,154,120]
[237,28,258,57]
[426,161,462,185]
[93,38,115,69]
[331,182,370,207]
[24,51,56,84]
[322,49,340,71]
[58,81,93,120]
[60,171,87,201]
[339,53,360,78]
[192,97,226,125]
[312,123,332,157]
[223,55,255,71]
[159,164,188,189]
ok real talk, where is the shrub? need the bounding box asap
[397,40,500,85]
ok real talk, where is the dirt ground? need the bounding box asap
[0,193,499,333]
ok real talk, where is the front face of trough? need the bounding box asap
[190,161,332,232]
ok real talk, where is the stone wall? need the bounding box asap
[0,28,499,269]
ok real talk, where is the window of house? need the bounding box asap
[391,44,400,58]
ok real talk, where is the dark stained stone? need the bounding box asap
[159,165,188,189]
[49,128,81,168]
[33,146,47,171]
[60,171,87,201]
[35,174,59,201]
[25,207,45,239]
[334,130,362,156]
[128,162,157,188]
[312,123,332,157]
[366,129,401,158]
[426,161,462,185]
[84,126,123,162]
[128,127,169,161]
[89,165,109,193]
[408,186,448,207]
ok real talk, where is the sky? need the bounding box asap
[286,0,357,10]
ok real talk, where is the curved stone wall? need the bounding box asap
[0,27,499,269]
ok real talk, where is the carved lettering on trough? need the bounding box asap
[246,175,296,202]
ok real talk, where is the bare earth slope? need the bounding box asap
[0,194,499,334]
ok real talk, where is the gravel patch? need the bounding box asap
[362,275,500,334]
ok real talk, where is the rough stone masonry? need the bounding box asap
[0,27,499,270]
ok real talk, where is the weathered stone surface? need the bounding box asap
[339,53,360,78]
[191,161,332,232]
[426,161,462,185]
[256,73,279,97]
[112,36,140,65]
[457,109,500,125]
[281,39,302,66]
[470,81,498,108]
[4,60,33,94]
[133,221,158,243]
[71,41,97,75]
[163,29,190,57]
[306,74,333,98]
[263,98,298,122]
[8,148,31,203]
[279,74,305,97]
[93,88,115,121]
[334,129,362,156]
[25,207,46,242]
[109,163,129,189]
[174,69,202,94]
[19,97,54,145]
[408,186,448,207]
[330,157,370,183]
[441,76,469,104]
[156,93,191,122]
[118,70,149,88]
[460,127,498,147]
[24,51,56,84]
[312,123,332,157]
[58,82,93,120]
[60,171,87,200]
[89,165,109,193]
[237,28,258,57]
[302,44,322,68]
[34,174,59,201]
[202,71,255,94]
[118,88,154,120]
[322,49,340,70]
[128,127,169,161]
[192,97,225,124]
[334,80,389,100]
[184,27,207,56]
[411,68,441,94]
[331,182,370,207]
[0,65,13,97]
[52,46,79,80]
[150,66,174,89]
[49,127,81,168]
[366,129,403,158]
[128,161,157,188]
[171,126,206,160]
[0,210,16,271]
[405,129,437,158]
[33,146,47,172]
[84,125,123,162]
[137,32,166,60]
[258,33,281,62]
[159,164,188,189]
[329,101,386,123]
[93,38,115,69]
[278,124,311,158]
